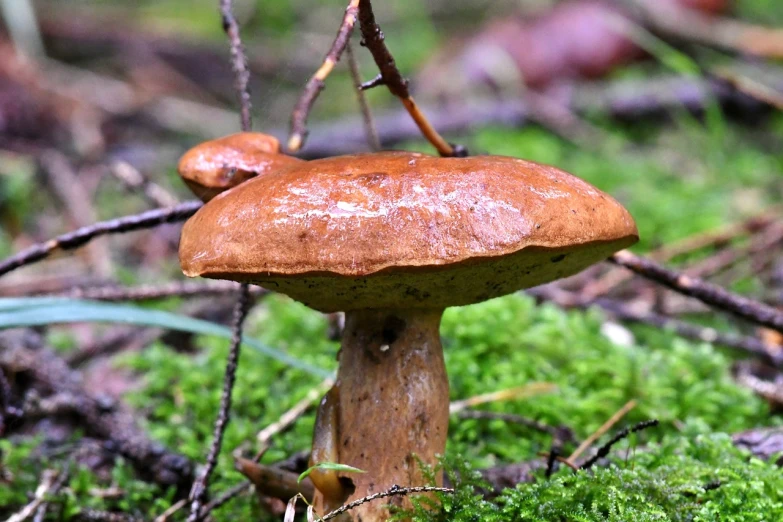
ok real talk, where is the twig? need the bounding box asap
[627,0,783,58]
[219,0,252,132]
[186,285,252,522]
[455,410,573,441]
[74,511,143,522]
[0,201,202,279]
[449,383,557,414]
[610,250,783,334]
[109,161,180,208]
[60,280,265,302]
[186,1,256,517]
[292,70,783,157]
[566,399,637,465]
[288,0,360,152]
[39,151,112,277]
[580,419,659,470]
[153,499,187,522]
[595,297,783,366]
[544,446,560,479]
[6,467,69,522]
[197,482,253,520]
[733,361,783,408]
[356,0,461,157]
[346,41,381,151]
[321,485,454,521]
[256,377,334,448]
[0,332,193,489]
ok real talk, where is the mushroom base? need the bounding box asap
[310,308,449,521]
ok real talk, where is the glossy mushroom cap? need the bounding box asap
[177,132,302,202]
[180,151,638,312]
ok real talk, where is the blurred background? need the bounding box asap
[2,0,783,520]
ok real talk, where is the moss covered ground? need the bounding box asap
[2,0,783,520]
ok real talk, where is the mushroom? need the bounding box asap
[178,151,638,521]
[177,132,302,202]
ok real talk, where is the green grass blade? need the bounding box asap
[0,297,331,378]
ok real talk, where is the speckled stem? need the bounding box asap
[310,309,449,521]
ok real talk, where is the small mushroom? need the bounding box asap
[178,151,638,521]
[177,132,302,201]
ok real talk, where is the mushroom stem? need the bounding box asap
[311,308,449,521]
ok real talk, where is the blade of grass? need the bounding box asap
[0,297,331,378]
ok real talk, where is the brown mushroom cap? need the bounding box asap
[180,151,638,312]
[177,132,302,201]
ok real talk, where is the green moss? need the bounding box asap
[401,434,783,521]
[4,289,777,520]
[443,294,772,467]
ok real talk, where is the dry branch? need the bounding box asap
[288,0,360,152]
[219,0,252,132]
[186,2,255,520]
[0,201,202,279]
[356,0,461,157]
[610,250,783,334]
[0,331,194,490]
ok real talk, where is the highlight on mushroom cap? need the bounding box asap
[179,151,638,312]
[177,132,302,202]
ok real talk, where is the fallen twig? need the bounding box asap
[321,485,454,521]
[456,410,575,443]
[566,399,637,466]
[580,419,659,470]
[6,467,70,522]
[256,377,335,449]
[449,383,557,414]
[109,161,180,209]
[0,201,202,279]
[610,250,783,334]
[0,331,194,490]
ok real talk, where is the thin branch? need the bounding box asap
[109,161,180,208]
[626,0,783,58]
[187,285,252,522]
[596,297,783,366]
[197,482,253,520]
[346,41,381,151]
[322,485,454,521]
[580,419,659,470]
[219,0,252,131]
[288,0,360,152]
[610,250,783,333]
[357,0,462,157]
[449,383,557,414]
[187,3,255,520]
[0,334,194,489]
[0,201,202,279]
[456,410,574,442]
[256,377,334,448]
[74,511,143,522]
[566,399,637,465]
[6,468,69,522]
